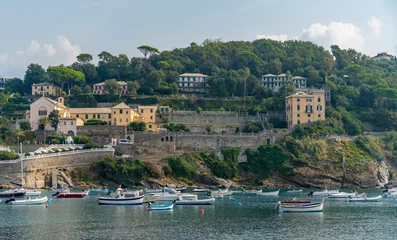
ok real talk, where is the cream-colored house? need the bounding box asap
[93,81,128,95]
[110,102,140,126]
[32,82,61,97]
[29,97,68,131]
[286,90,325,129]
[136,105,159,131]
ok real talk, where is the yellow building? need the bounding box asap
[136,105,158,131]
[110,102,140,126]
[286,90,325,129]
[32,82,61,97]
[28,97,161,134]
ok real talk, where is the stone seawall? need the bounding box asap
[77,125,127,145]
[0,150,114,188]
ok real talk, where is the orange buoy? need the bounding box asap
[45,204,49,208]
[200,209,204,214]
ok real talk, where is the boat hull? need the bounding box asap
[10,196,48,205]
[257,190,280,196]
[57,193,87,198]
[175,198,215,205]
[279,202,324,212]
[148,203,173,210]
[349,195,382,202]
[0,191,25,198]
[98,196,144,205]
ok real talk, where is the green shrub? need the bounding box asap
[85,119,108,125]
[73,136,93,144]
[0,151,20,160]
[83,142,100,149]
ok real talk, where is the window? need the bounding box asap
[150,116,153,120]
[114,111,116,114]
[47,86,49,89]
[297,99,300,102]
[38,110,47,116]
[297,120,300,125]
[150,109,153,113]
[126,118,129,122]
[108,114,111,118]
[71,121,74,126]
[297,105,300,111]
[306,105,312,113]
[308,114,311,117]
[318,114,321,118]
[76,114,79,118]
[141,109,144,113]
[85,114,88,119]
[126,111,128,114]
[149,125,152,129]
[318,97,321,102]
[308,120,311,124]
[120,109,123,114]
[119,119,122,122]
[64,121,66,125]
[297,114,300,117]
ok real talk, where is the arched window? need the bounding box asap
[170,136,173,142]
[165,136,169,141]
[67,131,75,136]
[161,137,164,142]
[38,107,47,116]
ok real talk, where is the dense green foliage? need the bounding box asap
[85,119,108,125]
[164,154,198,183]
[72,136,93,144]
[128,121,146,131]
[94,157,159,183]
[163,123,190,132]
[0,151,20,160]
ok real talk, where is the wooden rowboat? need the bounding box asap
[277,199,324,212]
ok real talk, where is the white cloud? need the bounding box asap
[255,34,289,42]
[256,20,368,51]
[0,35,81,78]
[367,16,383,39]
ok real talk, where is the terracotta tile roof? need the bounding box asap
[179,73,208,77]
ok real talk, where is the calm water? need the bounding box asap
[0,189,396,240]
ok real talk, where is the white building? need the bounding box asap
[178,73,209,93]
[0,75,10,91]
[262,74,307,92]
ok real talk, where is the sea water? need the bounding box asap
[0,189,395,240]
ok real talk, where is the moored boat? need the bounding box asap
[257,190,279,196]
[98,188,143,205]
[193,188,210,193]
[55,189,89,198]
[286,189,303,193]
[242,189,262,194]
[175,195,215,205]
[328,192,357,199]
[349,193,382,202]
[6,196,48,205]
[25,189,42,196]
[0,189,26,198]
[210,189,233,197]
[277,199,324,212]
[309,189,339,196]
[148,203,173,210]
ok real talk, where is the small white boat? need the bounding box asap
[257,190,279,196]
[193,188,210,193]
[382,188,397,198]
[6,196,48,205]
[277,199,324,212]
[309,189,339,196]
[98,187,143,205]
[210,189,233,197]
[242,189,262,194]
[148,203,173,210]
[175,195,215,205]
[349,193,382,202]
[25,189,42,196]
[286,189,303,193]
[328,192,357,199]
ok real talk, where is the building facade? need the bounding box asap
[372,52,395,61]
[32,82,61,96]
[286,90,325,129]
[262,74,307,92]
[178,73,209,93]
[27,97,160,135]
[93,81,128,95]
[0,76,10,91]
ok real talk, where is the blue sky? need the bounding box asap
[0,0,396,78]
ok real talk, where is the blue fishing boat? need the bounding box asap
[148,203,174,210]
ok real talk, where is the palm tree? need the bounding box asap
[38,117,50,144]
[13,128,25,148]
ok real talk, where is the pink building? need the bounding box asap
[93,81,129,95]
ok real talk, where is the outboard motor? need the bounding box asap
[52,191,60,197]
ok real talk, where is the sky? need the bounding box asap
[0,0,396,78]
